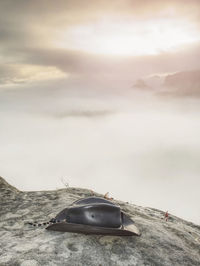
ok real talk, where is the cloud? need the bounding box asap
[1,42,200,89]
[0,64,67,86]
[0,0,200,87]
[1,1,200,22]
[1,0,200,49]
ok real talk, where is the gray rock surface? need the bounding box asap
[0,176,200,266]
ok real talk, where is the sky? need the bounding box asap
[0,0,200,87]
[0,1,200,224]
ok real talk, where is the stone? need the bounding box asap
[0,176,200,266]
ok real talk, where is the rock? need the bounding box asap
[20,260,39,266]
[133,79,150,90]
[164,70,200,96]
[0,176,200,266]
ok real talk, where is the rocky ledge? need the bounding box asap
[0,176,200,266]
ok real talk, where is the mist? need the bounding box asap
[1,84,200,225]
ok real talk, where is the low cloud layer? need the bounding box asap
[1,88,200,224]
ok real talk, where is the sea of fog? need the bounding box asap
[0,85,200,225]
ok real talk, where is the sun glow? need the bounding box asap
[57,19,200,56]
